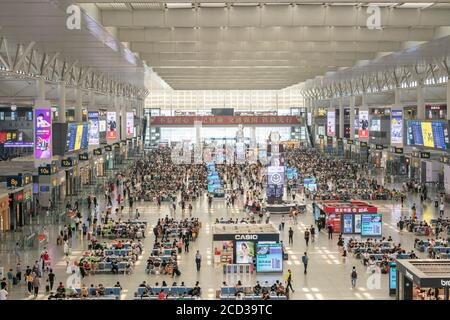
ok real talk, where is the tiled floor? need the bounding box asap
[0,173,448,300]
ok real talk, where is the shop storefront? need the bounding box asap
[396,259,450,300]
[92,148,106,179]
[6,173,33,230]
[212,224,281,273]
[369,144,386,169]
[0,192,10,231]
[104,145,114,170]
[314,201,380,236]
[386,147,409,182]
[79,153,91,186]
[38,164,64,207]
[336,137,344,158]
[343,139,356,160]
[61,158,79,196]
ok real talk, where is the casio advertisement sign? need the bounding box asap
[235,235,258,240]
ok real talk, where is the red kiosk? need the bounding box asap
[315,201,378,234]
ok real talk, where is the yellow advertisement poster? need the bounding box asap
[74,125,83,150]
[421,122,434,148]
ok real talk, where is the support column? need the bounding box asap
[74,88,83,122]
[339,97,344,138]
[394,87,402,106]
[115,96,121,142]
[447,81,450,121]
[417,82,425,120]
[349,96,355,140]
[36,78,46,101]
[57,83,66,123]
[251,127,256,145]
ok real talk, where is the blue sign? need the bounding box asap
[361,214,382,237]
[286,167,298,180]
[256,243,283,273]
[343,214,353,234]
[389,262,397,292]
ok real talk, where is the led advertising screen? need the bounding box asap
[99,120,107,132]
[391,110,403,145]
[236,241,255,264]
[358,110,369,139]
[361,214,382,237]
[354,110,359,138]
[304,178,317,191]
[326,111,336,137]
[88,111,100,145]
[406,121,449,150]
[256,243,283,273]
[126,112,134,138]
[267,166,285,185]
[106,111,117,140]
[286,167,298,180]
[354,214,362,234]
[343,214,353,234]
[370,119,381,132]
[389,262,397,291]
[66,123,89,153]
[34,108,52,159]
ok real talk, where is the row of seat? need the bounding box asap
[135,287,194,296]
[220,296,287,300]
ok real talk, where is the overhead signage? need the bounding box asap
[394,147,403,154]
[78,153,89,161]
[93,148,102,156]
[406,120,450,150]
[61,159,73,167]
[113,142,120,149]
[6,174,32,188]
[347,139,354,145]
[104,145,112,152]
[360,141,368,147]
[38,166,51,176]
[150,115,301,126]
[375,144,384,150]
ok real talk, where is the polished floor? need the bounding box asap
[0,174,448,300]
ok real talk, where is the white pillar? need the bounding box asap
[349,96,355,140]
[36,78,46,101]
[339,98,344,138]
[394,87,402,106]
[417,83,425,120]
[251,127,256,144]
[75,88,83,122]
[115,96,121,141]
[447,81,450,121]
[57,83,66,123]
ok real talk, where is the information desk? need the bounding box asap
[212,224,282,273]
[315,201,380,236]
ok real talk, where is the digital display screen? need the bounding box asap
[391,110,403,145]
[236,241,255,264]
[286,167,298,180]
[126,112,134,138]
[343,214,353,234]
[406,120,449,150]
[88,111,99,145]
[256,243,283,273]
[34,108,52,159]
[106,112,117,140]
[361,214,382,237]
[304,178,317,191]
[66,123,88,153]
[267,166,285,186]
[354,214,362,234]
[327,111,336,137]
[358,110,369,139]
[389,262,397,290]
[370,119,381,132]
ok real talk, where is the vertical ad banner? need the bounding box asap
[358,110,369,139]
[35,108,52,159]
[106,111,117,141]
[326,111,336,137]
[126,112,134,138]
[88,111,100,145]
[391,109,403,145]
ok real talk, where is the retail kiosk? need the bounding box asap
[212,224,282,273]
[395,259,450,300]
[314,200,381,236]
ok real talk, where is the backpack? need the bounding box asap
[351,270,357,279]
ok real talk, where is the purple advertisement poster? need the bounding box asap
[34,108,52,159]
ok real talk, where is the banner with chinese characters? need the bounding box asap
[150,116,301,126]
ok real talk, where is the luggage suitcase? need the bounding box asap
[46,284,50,293]
[13,277,18,285]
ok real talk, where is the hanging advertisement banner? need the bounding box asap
[106,111,117,140]
[88,111,100,145]
[354,109,359,138]
[326,111,336,137]
[391,110,403,145]
[307,112,312,126]
[34,108,52,159]
[126,112,134,138]
[358,110,369,139]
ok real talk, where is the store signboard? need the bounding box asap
[38,166,51,176]
[391,110,403,145]
[358,110,369,139]
[88,111,100,145]
[104,145,112,152]
[61,158,73,167]
[126,112,134,138]
[78,153,89,161]
[361,214,382,237]
[347,139,354,145]
[34,108,52,159]
[375,144,384,150]
[93,148,102,155]
[326,111,336,137]
[106,112,117,140]
[256,243,283,273]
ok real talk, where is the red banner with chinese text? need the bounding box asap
[150,116,301,126]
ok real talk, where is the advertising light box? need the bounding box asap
[304,178,317,191]
[358,110,369,139]
[34,108,52,159]
[391,110,403,145]
[256,243,283,273]
[126,112,134,138]
[361,214,382,237]
[88,111,100,145]
[327,111,336,137]
[106,112,117,140]
[236,241,255,264]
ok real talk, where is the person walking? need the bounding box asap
[26,272,33,295]
[184,237,190,253]
[48,269,55,291]
[32,275,40,298]
[285,269,295,293]
[288,227,294,245]
[439,202,445,217]
[281,215,285,231]
[304,228,310,247]
[328,224,333,240]
[301,252,309,274]
[351,266,358,288]
[195,251,202,271]
[310,225,316,242]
